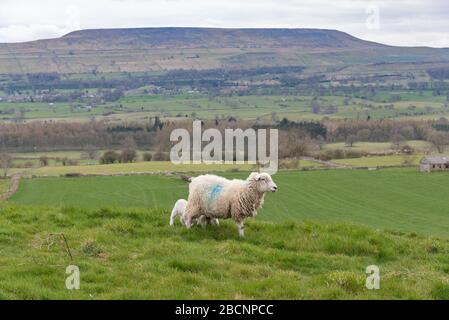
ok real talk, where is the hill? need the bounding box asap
[1,27,449,74]
[0,202,448,299]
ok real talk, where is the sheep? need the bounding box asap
[170,199,219,227]
[183,172,277,236]
[170,199,188,226]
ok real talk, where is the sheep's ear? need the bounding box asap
[248,172,259,180]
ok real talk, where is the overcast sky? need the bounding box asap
[0,0,448,47]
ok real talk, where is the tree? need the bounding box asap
[279,130,312,159]
[121,136,137,150]
[100,151,121,164]
[345,135,357,147]
[39,156,49,166]
[311,99,321,114]
[152,151,169,161]
[391,134,405,151]
[121,149,137,163]
[428,131,449,153]
[83,145,99,160]
[143,152,152,161]
[357,129,371,141]
[313,136,326,151]
[0,153,12,178]
[61,158,79,166]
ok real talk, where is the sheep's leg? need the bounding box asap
[184,205,200,229]
[169,208,180,226]
[198,216,208,228]
[236,220,245,237]
[180,214,186,226]
[184,215,193,229]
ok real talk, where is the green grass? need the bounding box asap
[11,151,87,159]
[325,141,432,153]
[2,90,448,122]
[333,155,422,167]
[0,178,10,194]
[11,169,449,237]
[1,202,449,299]
[14,161,254,176]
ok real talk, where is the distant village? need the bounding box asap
[0,89,117,104]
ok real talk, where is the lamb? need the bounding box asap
[170,199,188,226]
[170,199,219,227]
[183,172,277,236]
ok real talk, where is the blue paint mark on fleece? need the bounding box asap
[208,184,223,202]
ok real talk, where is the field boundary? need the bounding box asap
[26,164,421,179]
[300,156,352,169]
[0,174,21,201]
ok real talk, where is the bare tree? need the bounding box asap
[428,131,449,153]
[391,134,405,151]
[313,135,326,151]
[121,136,137,150]
[83,145,99,160]
[345,135,357,147]
[0,153,12,178]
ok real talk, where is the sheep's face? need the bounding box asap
[249,172,278,193]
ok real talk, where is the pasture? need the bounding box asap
[1,202,449,299]
[0,179,10,194]
[14,161,255,176]
[11,169,449,237]
[332,155,422,167]
[324,140,432,154]
[1,90,448,123]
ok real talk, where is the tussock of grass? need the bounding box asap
[81,239,103,257]
[1,202,449,299]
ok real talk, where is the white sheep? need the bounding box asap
[183,172,277,236]
[170,199,219,227]
[170,199,188,226]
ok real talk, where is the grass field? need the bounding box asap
[11,169,449,237]
[14,161,255,176]
[0,179,10,195]
[2,90,449,123]
[332,155,422,167]
[1,202,449,299]
[325,141,432,154]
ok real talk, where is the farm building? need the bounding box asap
[419,156,449,172]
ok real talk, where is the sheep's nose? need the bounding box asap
[272,186,278,192]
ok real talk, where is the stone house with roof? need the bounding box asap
[420,156,449,172]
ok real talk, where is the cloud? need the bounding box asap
[0,0,447,47]
[0,24,70,43]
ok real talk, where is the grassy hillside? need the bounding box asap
[11,169,449,237]
[1,27,449,74]
[1,202,449,299]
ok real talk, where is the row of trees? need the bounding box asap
[99,150,170,164]
[2,118,449,163]
[100,150,137,164]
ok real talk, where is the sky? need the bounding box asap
[0,0,448,47]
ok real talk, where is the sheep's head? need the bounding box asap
[247,172,278,193]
